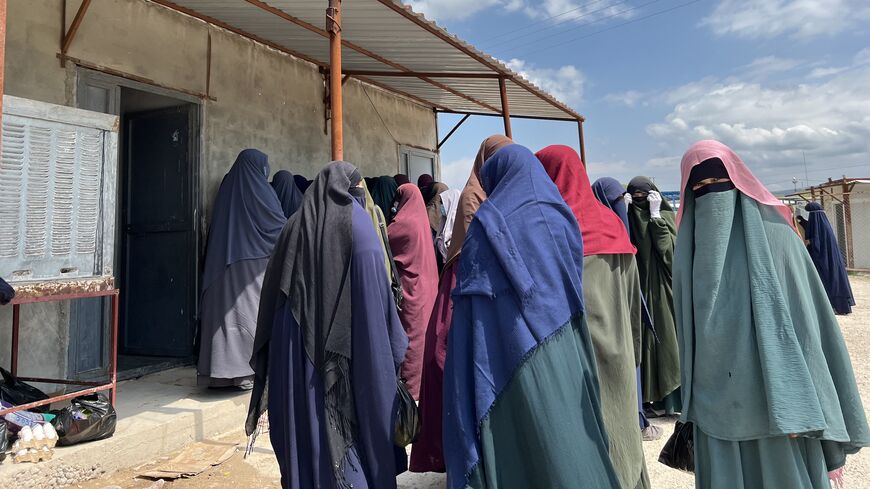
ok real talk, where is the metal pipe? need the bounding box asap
[0,0,6,142]
[328,0,343,161]
[438,113,470,149]
[578,119,587,165]
[110,291,119,405]
[343,70,502,79]
[436,109,576,122]
[61,0,92,56]
[499,77,512,138]
[11,303,18,377]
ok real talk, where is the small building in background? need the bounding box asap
[788,177,870,271]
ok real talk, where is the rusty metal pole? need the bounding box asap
[498,77,512,138]
[0,0,7,144]
[577,119,587,164]
[327,0,343,161]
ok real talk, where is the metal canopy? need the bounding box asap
[150,0,584,122]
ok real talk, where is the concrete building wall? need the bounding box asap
[2,0,437,383]
[849,186,870,269]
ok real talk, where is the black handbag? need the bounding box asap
[393,378,420,447]
[377,217,404,311]
[658,421,695,473]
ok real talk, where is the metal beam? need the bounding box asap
[243,0,501,114]
[328,0,343,161]
[374,0,585,121]
[61,0,92,60]
[149,0,327,69]
[343,70,501,79]
[58,54,216,101]
[0,0,6,148]
[578,120,586,165]
[436,109,577,122]
[437,114,470,149]
[499,77,512,138]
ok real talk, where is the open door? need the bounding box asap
[120,106,196,358]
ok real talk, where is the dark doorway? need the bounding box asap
[76,72,200,381]
[118,90,198,377]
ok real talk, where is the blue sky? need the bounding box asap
[405,0,870,192]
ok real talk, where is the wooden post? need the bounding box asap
[327,0,343,161]
[0,0,6,144]
[577,119,587,164]
[498,77,512,139]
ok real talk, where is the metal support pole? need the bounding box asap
[438,113,470,149]
[327,0,343,161]
[0,0,6,141]
[11,304,19,377]
[577,119,587,164]
[110,291,119,405]
[498,77,512,138]
[61,0,92,66]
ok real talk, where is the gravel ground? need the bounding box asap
[74,274,870,489]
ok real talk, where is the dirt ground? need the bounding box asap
[75,274,870,489]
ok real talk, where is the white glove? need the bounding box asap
[623,192,633,208]
[648,190,663,219]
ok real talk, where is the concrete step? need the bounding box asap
[0,367,250,488]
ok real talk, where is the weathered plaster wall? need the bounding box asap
[2,0,437,380]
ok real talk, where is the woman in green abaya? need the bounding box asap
[673,140,870,489]
[627,177,682,415]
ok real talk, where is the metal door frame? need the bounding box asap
[75,68,203,368]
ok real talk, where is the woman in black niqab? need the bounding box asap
[248,162,408,489]
[198,149,286,389]
[271,170,304,218]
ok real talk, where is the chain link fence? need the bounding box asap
[792,179,870,271]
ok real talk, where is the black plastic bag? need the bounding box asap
[0,421,8,463]
[52,393,117,446]
[393,379,420,448]
[0,368,48,412]
[658,420,695,473]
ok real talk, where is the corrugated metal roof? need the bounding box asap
[150,0,583,121]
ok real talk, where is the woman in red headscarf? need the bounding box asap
[388,184,439,399]
[537,145,650,489]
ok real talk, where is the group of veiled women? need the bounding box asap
[197,136,867,489]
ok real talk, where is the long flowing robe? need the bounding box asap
[248,162,409,489]
[674,140,870,489]
[410,135,511,473]
[537,146,648,489]
[627,178,682,411]
[266,204,408,489]
[388,184,439,399]
[199,149,285,387]
[444,144,619,489]
[804,202,855,315]
[593,177,654,430]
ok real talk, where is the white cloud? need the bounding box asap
[739,56,804,80]
[405,0,630,24]
[604,90,647,107]
[505,58,585,105]
[440,156,475,191]
[405,0,501,21]
[646,60,870,191]
[702,0,870,40]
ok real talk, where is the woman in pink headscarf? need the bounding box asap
[388,184,439,399]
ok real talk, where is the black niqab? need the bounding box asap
[271,170,304,218]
